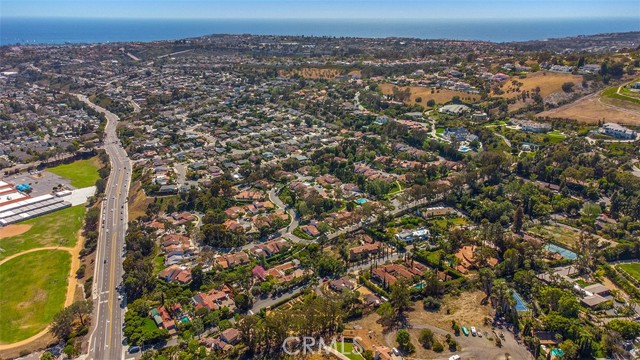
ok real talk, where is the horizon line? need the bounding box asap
[3,15,640,21]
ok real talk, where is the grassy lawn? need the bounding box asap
[618,263,640,282]
[602,85,640,106]
[292,227,314,240]
[574,279,593,288]
[436,127,445,135]
[0,205,85,260]
[141,317,159,332]
[47,157,101,188]
[529,224,578,249]
[546,130,566,143]
[334,342,364,360]
[153,254,165,275]
[431,216,467,230]
[0,250,71,343]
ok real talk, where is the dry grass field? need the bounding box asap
[128,180,152,220]
[498,71,584,98]
[538,93,640,125]
[278,67,343,79]
[379,83,479,106]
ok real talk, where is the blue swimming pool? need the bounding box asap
[544,243,577,260]
[550,348,564,357]
[512,291,529,312]
[356,198,367,204]
[459,146,471,152]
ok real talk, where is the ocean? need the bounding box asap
[1,17,638,46]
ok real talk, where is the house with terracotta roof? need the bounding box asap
[234,190,265,202]
[223,219,245,233]
[220,328,241,345]
[162,234,190,249]
[454,245,498,274]
[250,238,290,258]
[349,242,382,261]
[215,251,250,269]
[254,260,310,284]
[192,286,235,312]
[224,206,244,219]
[158,265,192,284]
[301,224,321,237]
[150,306,176,334]
[371,263,422,287]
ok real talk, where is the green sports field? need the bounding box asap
[0,205,85,260]
[47,157,101,188]
[0,250,71,343]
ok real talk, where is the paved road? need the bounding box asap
[76,94,132,360]
[267,186,305,242]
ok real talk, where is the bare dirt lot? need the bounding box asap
[538,93,640,125]
[0,224,32,240]
[128,180,152,220]
[347,291,533,360]
[499,72,584,98]
[379,83,479,107]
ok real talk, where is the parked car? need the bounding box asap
[128,346,140,353]
[471,326,477,336]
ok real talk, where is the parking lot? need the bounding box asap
[3,171,75,197]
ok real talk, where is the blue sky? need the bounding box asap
[2,0,638,19]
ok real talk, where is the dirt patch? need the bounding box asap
[379,83,479,106]
[128,180,152,220]
[538,93,640,125]
[409,290,493,330]
[0,224,32,240]
[498,72,583,98]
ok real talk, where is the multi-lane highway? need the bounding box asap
[75,94,132,360]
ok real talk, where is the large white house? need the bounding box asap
[601,123,637,140]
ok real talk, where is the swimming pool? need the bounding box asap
[512,291,529,312]
[544,243,577,260]
[550,348,565,357]
[356,198,367,204]
[459,146,471,152]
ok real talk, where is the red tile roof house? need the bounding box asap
[149,306,176,334]
[224,206,245,219]
[220,328,241,345]
[250,239,290,258]
[262,260,311,284]
[192,286,236,312]
[349,242,382,261]
[215,251,250,269]
[162,234,190,249]
[301,224,321,237]
[158,265,192,284]
[371,263,422,287]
